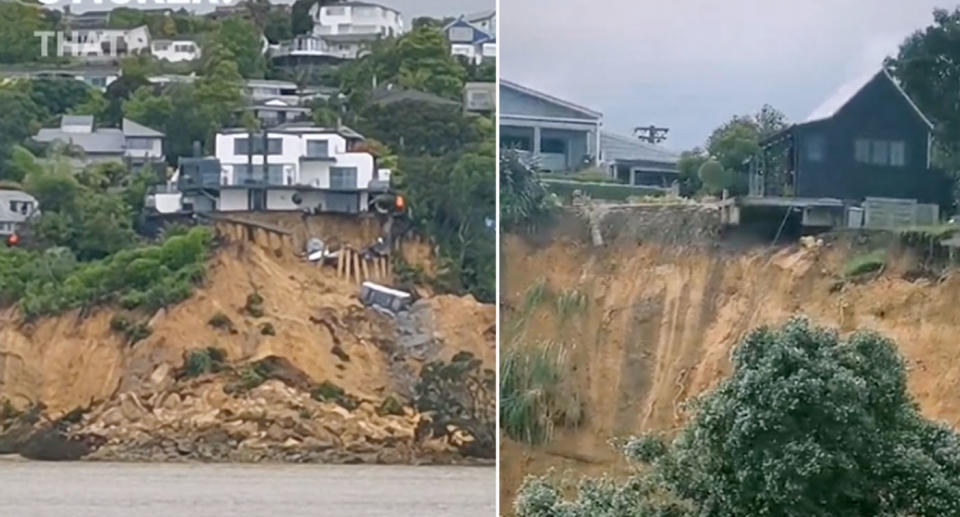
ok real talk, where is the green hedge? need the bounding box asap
[544,179,665,203]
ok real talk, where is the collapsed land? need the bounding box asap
[0,1,496,464]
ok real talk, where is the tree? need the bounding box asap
[0,87,46,180]
[500,150,555,228]
[702,106,787,196]
[888,8,960,201]
[697,159,730,195]
[264,9,293,43]
[0,3,50,63]
[26,79,97,120]
[516,317,960,516]
[676,148,707,197]
[208,18,267,78]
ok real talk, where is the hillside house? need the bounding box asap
[500,79,602,172]
[464,82,495,113]
[444,17,496,65]
[743,68,949,227]
[601,132,680,188]
[272,1,405,64]
[33,116,165,169]
[154,125,389,215]
[0,189,39,238]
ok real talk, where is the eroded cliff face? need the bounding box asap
[500,207,960,509]
[0,218,494,463]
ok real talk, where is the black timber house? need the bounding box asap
[743,68,949,226]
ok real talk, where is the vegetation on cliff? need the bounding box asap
[515,317,960,516]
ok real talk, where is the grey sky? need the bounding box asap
[55,0,490,19]
[502,0,950,151]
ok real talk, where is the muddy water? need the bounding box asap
[0,460,495,516]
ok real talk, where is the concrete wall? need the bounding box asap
[218,189,249,211]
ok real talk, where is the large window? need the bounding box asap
[234,137,283,155]
[9,200,33,214]
[306,140,329,158]
[855,138,907,167]
[126,138,155,150]
[805,134,825,162]
[330,167,357,189]
[234,164,287,185]
[541,138,566,154]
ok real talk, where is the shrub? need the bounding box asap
[208,312,233,330]
[416,351,495,458]
[377,395,405,417]
[515,317,960,516]
[182,347,227,378]
[245,292,265,317]
[843,249,886,278]
[500,342,581,445]
[259,322,275,336]
[311,381,358,410]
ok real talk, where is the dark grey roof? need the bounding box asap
[369,87,460,107]
[35,128,125,154]
[500,79,602,119]
[601,131,680,165]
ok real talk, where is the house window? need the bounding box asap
[126,138,155,150]
[805,134,825,162]
[154,42,170,51]
[855,139,871,163]
[871,140,890,165]
[890,141,906,166]
[234,164,286,185]
[449,26,474,42]
[330,167,357,189]
[234,138,283,155]
[325,6,345,15]
[541,138,566,154]
[306,140,329,157]
[9,201,32,215]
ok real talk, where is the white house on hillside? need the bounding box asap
[60,25,151,62]
[151,38,202,63]
[444,16,495,64]
[272,1,405,62]
[0,189,39,238]
[207,125,389,213]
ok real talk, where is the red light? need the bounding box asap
[395,195,405,211]
[6,233,19,247]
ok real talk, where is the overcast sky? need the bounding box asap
[502,0,951,151]
[54,0,490,19]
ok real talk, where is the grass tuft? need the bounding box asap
[842,249,886,278]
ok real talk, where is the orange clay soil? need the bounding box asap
[500,230,960,513]
[0,230,493,416]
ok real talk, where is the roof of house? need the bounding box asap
[218,124,365,140]
[804,68,933,129]
[444,18,494,44]
[34,116,164,153]
[601,131,680,165]
[333,1,401,14]
[464,9,495,22]
[369,86,461,107]
[500,79,602,119]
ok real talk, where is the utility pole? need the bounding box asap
[634,125,670,144]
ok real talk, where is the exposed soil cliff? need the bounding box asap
[0,215,494,463]
[501,206,960,510]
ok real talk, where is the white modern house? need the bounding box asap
[60,25,151,62]
[152,125,389,214]
[33,116,165,168]
[0,189,39,238]
[444,16,495,64]
[150,38,202,63]
[271,1,405,63]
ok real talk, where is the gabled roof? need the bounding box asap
[464,9,496,23]
[123,118,165,138]
[601,131,680,165]
[500,79,602,119]
[369,86,460,107]
[444,18,493,44]
[804,68,933,129]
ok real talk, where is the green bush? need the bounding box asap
[182,347,226,378]
[0,227,213,318]
[259,322,275,336]
[515,317,960,516]
[208,312,233,330]
[245,292,265,317]
[500,342,581,445]
[843,249,886,278]
[311,381,359,410]
[377,395,405,417]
